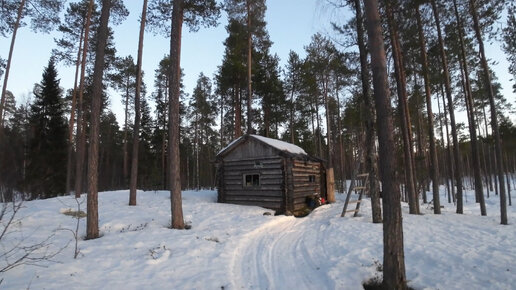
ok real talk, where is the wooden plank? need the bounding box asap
[225,184,282,191]
[224,178,282,185]
[224,169,283,176]
[223,164,283,171]
[223,155,281,163]
[226,200,280,210]
[225,189,283,196]
[225,196,283,202]
[224,157,282,164]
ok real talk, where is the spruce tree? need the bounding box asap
[26,58,67,199]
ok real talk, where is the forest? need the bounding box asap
[0,0,515,288]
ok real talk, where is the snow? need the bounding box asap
[218,134,307,156]
[1,186,515,289]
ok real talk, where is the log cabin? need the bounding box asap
[216,134,328,215]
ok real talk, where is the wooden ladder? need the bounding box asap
[341,173,369,217]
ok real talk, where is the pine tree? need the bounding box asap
[364,1,407,288]
[149,0,221,229]
[86,0,114,240]
[0,0,65,131]
[26,58,67,199]
[502,3,516,92]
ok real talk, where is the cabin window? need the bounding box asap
[244,174,260,187]
[308,175,316,183]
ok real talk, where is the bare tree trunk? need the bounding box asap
[87,0,111,240]
[66,26,85,195]
[246,0,253,134]
[453,0,486,215]
[75,0,94,199]
[123,85,130,184]
[323,76,335,203]
[504,152,512,206]
[0,0,26,131]
[468,0,507,224]
[415,6,440,213]
[364,0,407,288]
[353,0,381,222]
[436,87,451,203]
[169,0,185,229]
[385,0,419,215]
[234,87,242,138]
[129,0,148,206]
[431,0,464,214]
[290,83,295,144]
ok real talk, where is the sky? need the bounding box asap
[0,0,514,125]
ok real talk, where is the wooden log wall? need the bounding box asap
[221,157,285,211]
[291,160,322,211]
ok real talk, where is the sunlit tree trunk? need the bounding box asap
[129,0,148,206]
[246,0,253,134]
[431,0,464,214]
[468,0,507,224]
[353,0,381,222]
[0,0,26,132]
[169,0,185,229]
[415,6,440,214]
[385,0,419,215]
[66,25,85,195]
[75,0,94,199]
[364,0,407,288]
[87,0,111,240]
[452,0,486,216]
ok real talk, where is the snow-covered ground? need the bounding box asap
[1,185,515,289]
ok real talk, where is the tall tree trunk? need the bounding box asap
[504,152,512,206]
[129,0,148,206]
[123,85,130,184]
[323,76,335,203]
[415,6,440,214]
[290,83,295,144]
[436,89,452,203]
[431,0,464,214]
[234,87,242,138]
[363,0,407,288]
[335,76,347,193]
[468,0,507,224]
[75,0,94,199]
[169,0,185,229]
[0,0,26,131]
[87,0,111,240]
[66,25,85,195]
[246,0,253,134]
[440,83,456,203]
[353,0,381,223]
[385,0,419,215]
[453,0,486,215]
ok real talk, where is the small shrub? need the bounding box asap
[62,209,87,218]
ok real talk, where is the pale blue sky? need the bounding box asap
[1,0,333,121]
[0,0,513,126]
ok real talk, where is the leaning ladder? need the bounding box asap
[341,173,369,217]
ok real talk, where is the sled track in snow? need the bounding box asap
[230,214,333,289]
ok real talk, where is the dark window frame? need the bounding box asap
[243,173,260,188]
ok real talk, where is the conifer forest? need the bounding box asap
[0,0,515,289]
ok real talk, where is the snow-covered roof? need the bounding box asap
[250,135,307,155]
[217,134,307,156]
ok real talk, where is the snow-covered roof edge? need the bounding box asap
[217,134,307,157]
[250,135,307,155]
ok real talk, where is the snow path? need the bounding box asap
[230,209,335,290]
